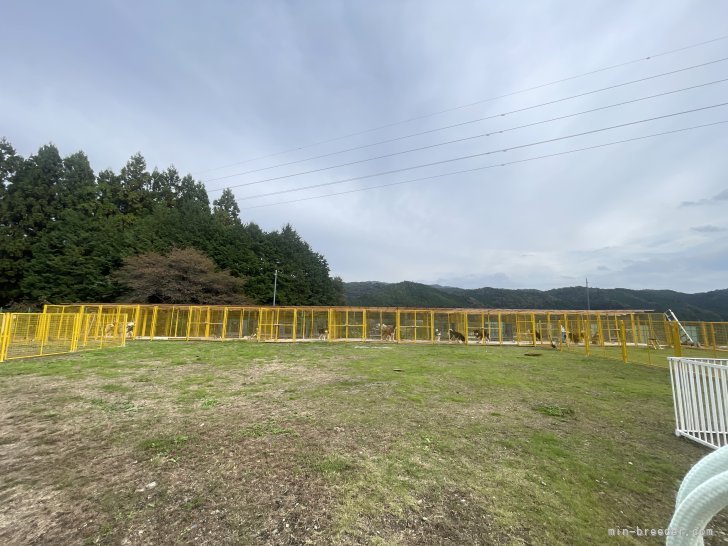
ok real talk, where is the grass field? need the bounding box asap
[0,342,726,545]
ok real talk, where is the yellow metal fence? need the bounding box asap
[0,312,127,362]
[1,304,724,366]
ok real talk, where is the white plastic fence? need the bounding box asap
[669,357,728,450]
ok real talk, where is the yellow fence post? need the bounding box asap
[292,309,297,342]
[256,308,262,341]
[497,312,502,346]
[0,313,12,362]
[133,305,141,337]
[119,313,127,347]
[671,322,683,357]
[710,323,717,357]
[546,313,552,345]
[619,321,628,363]
[460,312,467,345]
[629,314,637,346]
[221,308,229,340]
[596,315,604,354]
[584,316,591,357]
[150,306,159,341]
[37,313,47,356]
[204,307,211,339]
[185,305,193,341]
[70,312,82,353]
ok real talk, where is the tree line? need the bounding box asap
[344,281,728,321]
[0,138,345,308]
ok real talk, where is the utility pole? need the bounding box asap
[273,269,278,306]
[586,277,591,313]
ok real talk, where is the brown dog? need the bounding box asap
[376,323,395,341]
[473,328,489,344]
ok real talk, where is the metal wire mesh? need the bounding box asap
[0,312,126,361]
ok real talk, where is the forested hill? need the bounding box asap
[344,281,728,321]
[0,138,344,308]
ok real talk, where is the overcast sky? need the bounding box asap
[2,1,727,293]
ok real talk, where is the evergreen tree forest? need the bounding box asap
[0,138,345,309]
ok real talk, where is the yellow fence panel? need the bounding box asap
[0,312,126,362]
[330,308,365,341]
[294,308,329,340]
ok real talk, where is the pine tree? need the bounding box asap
[59,151,97,213]
[117,153,153,219]
[212,188,241,226]
[0,144,64,305]
[21,211,123,303]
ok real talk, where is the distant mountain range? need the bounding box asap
[343,281,728,321]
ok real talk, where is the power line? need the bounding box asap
[240,120,727,211]
[205,57,728,188]
[196,34,728,176]
[204,77,728,190]
[232,102,728,200]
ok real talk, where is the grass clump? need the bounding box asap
[533,403,575,418]
[312,454,355,474]
[201,397,219,408]
[138,434,190,456]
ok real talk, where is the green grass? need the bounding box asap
[311,454,355,475]
[0,341,722,545]
[533,403,576,418]
[139,434,191,456]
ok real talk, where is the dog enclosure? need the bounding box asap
[1,304,726,363]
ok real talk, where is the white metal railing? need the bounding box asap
[669,357,728,450]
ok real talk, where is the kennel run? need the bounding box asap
[43,304,728,347]
[42,304,674,343]
[0,304,725,363]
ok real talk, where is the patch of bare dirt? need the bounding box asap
[0,359,348,544]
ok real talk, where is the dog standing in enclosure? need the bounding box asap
[473,328,489,344]
[448,329,465,343]
[376,323,395,341]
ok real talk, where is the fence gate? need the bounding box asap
[669,357,728,449]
